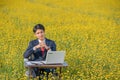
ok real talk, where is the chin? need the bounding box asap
[39,38,44,40]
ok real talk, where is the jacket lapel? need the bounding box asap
[45,38,48,45]
[34,39,39,45]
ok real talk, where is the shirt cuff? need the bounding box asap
[33,47,36,51]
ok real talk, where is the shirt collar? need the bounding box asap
[38,39,45,43]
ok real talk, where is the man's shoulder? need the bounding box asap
[30,39,38,43]
[45,38,55,42]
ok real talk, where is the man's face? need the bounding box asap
[35,29,45,40]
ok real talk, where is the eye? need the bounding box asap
[36,32,40,34]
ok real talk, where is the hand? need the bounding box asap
[34,41,50,50]
[34,44,41,49]
[40,41,50,50]
[34,41,45,49]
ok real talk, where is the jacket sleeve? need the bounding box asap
[50,41,56,51]
[23,41,34,58]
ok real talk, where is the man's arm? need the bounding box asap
[51,41,56,51]
[23,41,34,58]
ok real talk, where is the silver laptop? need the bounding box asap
[41,51,65,64]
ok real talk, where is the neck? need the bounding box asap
[39,38,45,41]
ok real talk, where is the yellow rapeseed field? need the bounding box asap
[0,0,120,80]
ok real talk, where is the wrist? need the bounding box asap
[46,46,50,50]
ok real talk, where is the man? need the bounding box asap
[24,24,56,78]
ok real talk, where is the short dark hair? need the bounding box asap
[33,24,45,33]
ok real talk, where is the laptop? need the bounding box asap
[41,51,66,64]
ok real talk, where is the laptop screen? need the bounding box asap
[45,51,65,64]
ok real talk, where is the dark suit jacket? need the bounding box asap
[23,38,56,60]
